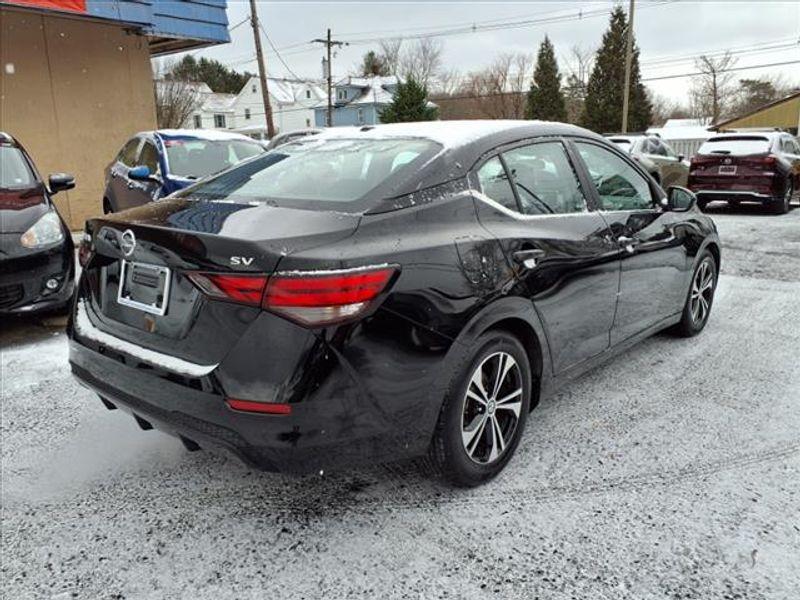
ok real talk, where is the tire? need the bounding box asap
[771,180,791,215]
[671,251,717,338]
[429,330,532,487]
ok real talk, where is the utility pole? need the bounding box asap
[312,29,346,127]
[249,0,275,138]
[621,0,636,133]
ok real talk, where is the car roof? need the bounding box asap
[0,131,18,145]
[144,129,259,142]
[707,131,781,141]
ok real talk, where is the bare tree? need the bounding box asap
[430,67,463,96]
[647,89,690,127]
[378,38,443,86]
[378,39,403,76]
[690,51,737,123]
[153,61,203,128]
[563,45,594,124]
[460,53,532,119]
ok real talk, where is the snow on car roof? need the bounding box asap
[154,129,257,142]
[316,120,554,150]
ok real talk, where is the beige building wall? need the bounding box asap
[0,8,157,229]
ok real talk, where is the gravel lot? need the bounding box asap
[2,205,799,600]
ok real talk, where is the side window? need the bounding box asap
[648,139,668,157]
[138,141,159,174]
[118,138,140,166]
[502,141,587,215]
[575,142,654,211]
[476,157,517,211]
[661,141,678,158]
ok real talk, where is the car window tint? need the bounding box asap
[139,141,159,173]
[0,146,36,189]
[118,138,140,166]
[502,142,587,215]
[575,142,654,211]
[477,157,517,211]
[165,139,263,179]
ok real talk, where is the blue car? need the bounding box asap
[102,129,265,213]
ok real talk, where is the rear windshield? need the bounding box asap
[608,138,633,153]
[164,138,264,179]
[698,136,771,156]
[178,137,441,206]
[0,146,36,189]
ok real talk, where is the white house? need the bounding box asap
[229,76,326,139]
[647,117,715,159]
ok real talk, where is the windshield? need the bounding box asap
[698,136,771,156]
[164,138,264,179]
[0,146,36,189]
[179,137,441,206]
[608,138,633,153]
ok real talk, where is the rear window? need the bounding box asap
[164,138,264,179]
[0,146,36,189]
[179,137,441,206]
[698,136,771,156]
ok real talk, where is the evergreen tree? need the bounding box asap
[580,7,652,132]
[379,77,439,123]
[167,56,254,94]
[525,36,567,122]
[360,51,389,76]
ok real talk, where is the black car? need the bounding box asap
[0,132,75,316]
[68,121,720,486]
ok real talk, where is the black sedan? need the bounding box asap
[0,132,75,316]
[68,121,720,486]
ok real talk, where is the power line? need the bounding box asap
[642,58,800,81]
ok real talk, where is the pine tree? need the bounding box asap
[167,56,253,95]
[525,36,567,122]
[361,51,389,76]
[580,7,652,132]
[379,77,439,123]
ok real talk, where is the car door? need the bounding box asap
[645,138,685,188]
[571,139,690,345]
[659,139,689,187]
[472,139,620,375]
[124,138,164,209]
[780,136,800,190]
[109,137,141,211]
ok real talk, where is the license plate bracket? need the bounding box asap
[718,165,737,175]
[117,261,171,316]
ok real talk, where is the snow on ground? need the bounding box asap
[2,205,799,599]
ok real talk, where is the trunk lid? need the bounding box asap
[81,198,360,366]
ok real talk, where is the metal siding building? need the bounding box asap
[715,91,800,136]
[0,0,230,228]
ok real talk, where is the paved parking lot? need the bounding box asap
[2,205,799,599]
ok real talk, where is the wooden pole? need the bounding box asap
[249,0,275,138]
[621,0,636,133]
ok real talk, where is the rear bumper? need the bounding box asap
[693,190,774,203]
[68,306,447,474]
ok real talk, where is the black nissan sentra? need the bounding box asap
[68,121,720,486]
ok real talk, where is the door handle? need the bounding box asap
[617,235,640,254]
[127,181,136,189]
[513,248,546,269]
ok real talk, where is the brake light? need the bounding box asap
[186,273,267,306]
[263,266,397,326]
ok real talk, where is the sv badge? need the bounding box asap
[230,256,254,266]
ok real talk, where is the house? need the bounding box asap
[314,76,437,127]
[228,76,325,139]
[0,0,231,229]
[193,89,237,130]
[714,90,800,136]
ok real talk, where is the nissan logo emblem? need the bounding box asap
[121,229,136,257]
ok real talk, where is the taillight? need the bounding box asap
[187,265,397,326]
[225,398,292,415]
[263,266,397,326]
[186,273,268,306]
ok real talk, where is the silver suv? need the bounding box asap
[607,134,689,189]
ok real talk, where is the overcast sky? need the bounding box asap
[177,1,800,104]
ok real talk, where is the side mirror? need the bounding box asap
[128,165,158,182]
[677,154,685,162]
[666,185,697,212]
[48,173,75,194]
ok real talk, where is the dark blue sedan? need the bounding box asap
[102,129,265,213]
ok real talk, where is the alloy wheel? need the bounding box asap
[690,259,715,326]
[461,351,523,465]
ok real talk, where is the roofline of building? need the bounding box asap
[714,89,800,129]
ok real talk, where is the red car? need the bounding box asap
[688,131,800,214]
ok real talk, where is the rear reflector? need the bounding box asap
[225,398,292,415]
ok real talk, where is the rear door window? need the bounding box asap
[138,141,160,174]
[476,157,517,211]
[574,142,654,211]
[698,136,771,156]
[501,141,588,215]
[118,138,141,167]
